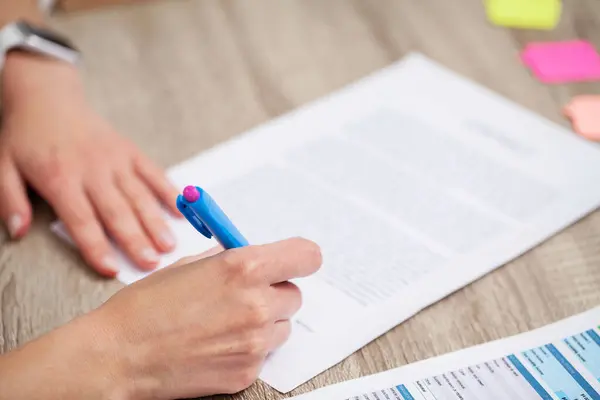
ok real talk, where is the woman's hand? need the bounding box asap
[0,238,322,400]
[0,53,181,276]
[99,238,321,398]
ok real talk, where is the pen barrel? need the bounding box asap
[196,189,249,249]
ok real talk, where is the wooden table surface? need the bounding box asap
[2,1,600,399]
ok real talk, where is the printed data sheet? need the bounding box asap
[290,307,600,400]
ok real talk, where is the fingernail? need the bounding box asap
[160,230,176,248]
[7,214,23,238]
[141,247,160,263]
[102,255,120,274]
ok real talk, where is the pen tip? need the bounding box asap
[182,186,200,202]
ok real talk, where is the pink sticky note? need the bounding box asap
[563,96,600,141]
[520,40,600,83]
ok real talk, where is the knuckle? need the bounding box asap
[110,223,147,251]
[35,161,67,195]
[238,256,260,280]
[67,209,92,230]
[246,298,271,327]
[102,204,124,225]
[123,235,148,253]
[75,222,104,246]
[108,221,146,249]
[37,155,63,177]
[144,209,165,228]
[130,190,159,216]
[222,247,263,281]
[43,174,67,199]
[221,249,242,271]
[64,206,100,236]
[79,237,110,263]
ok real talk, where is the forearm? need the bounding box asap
[0,0,51,88]
[0,0,82,105]
[0,0,44,26]
[0,313,129,400]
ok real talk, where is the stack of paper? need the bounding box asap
[52,53,600,392]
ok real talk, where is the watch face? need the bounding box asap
[17,21,76,50]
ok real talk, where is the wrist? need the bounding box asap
[0,310,134,400]
[91,304,163,400]
[2,51,84,107]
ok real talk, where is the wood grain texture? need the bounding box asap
[2,0,600,399]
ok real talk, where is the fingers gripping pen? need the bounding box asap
[177,185,249,249]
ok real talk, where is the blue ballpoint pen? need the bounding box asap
[176,185,249,249]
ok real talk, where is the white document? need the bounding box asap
[52,53,600,392]
[290,306,600,400]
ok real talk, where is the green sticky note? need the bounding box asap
[485,0,562,30]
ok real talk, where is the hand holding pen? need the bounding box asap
[0,184,322,399]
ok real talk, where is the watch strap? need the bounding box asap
[0,21,80,70]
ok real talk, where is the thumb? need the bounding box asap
[0,155,32,239]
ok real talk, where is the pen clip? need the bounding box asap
[185,210,213,240]
[177,194,213,240]
[193,217,213,240]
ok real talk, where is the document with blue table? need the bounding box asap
[290,306,600,400]
[52,53,600,393]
